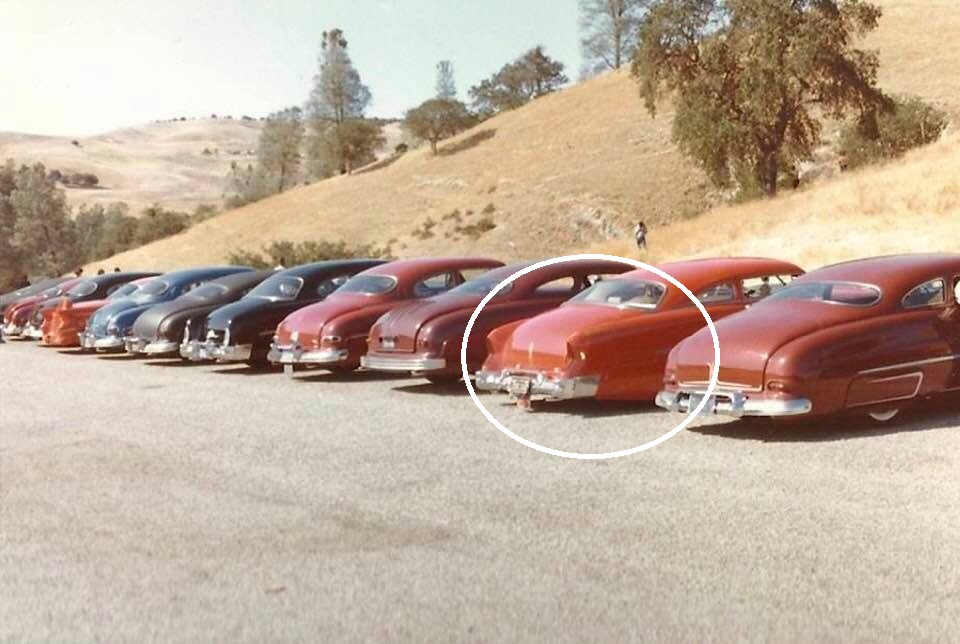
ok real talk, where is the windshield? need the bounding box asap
[446,278,514,298]
[67,280,98,298]
[108,283,141,300]
[570,278,666,310]
[248,276,303,301]
[133,280,170,303]
[336,275,396,295]
[40,286,62,298]
[187,283,229,300]
[766,281,881,307]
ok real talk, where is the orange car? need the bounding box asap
[43,276,155,347]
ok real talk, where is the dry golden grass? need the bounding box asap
[91,0,959,272]
[0,119,262,213]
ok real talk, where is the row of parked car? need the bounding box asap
[5,253,960,424]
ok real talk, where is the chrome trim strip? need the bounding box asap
[677,380,763,393]
[857,355,960,375]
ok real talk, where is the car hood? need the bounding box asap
[673,301,870,388]
[133,292,242,341]
[4,295,42,321]
[87,300,150,335]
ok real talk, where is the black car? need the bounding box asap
[21,272,159,340]
[181,259,388,366]
[125,270,277,356]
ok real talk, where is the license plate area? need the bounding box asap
[688,393,716,414]
[508,376,533,396]
[381,337,396,350]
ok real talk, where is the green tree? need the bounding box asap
[307,119,385,177]
[134,206,190,246]
[404,99,476,154]
[436,60,458,100]
[0,160,22,287]
[257,107,305,193]
[633,0,892,196]
[96,203,139,258]
[10,163,77,276]
[469,47,569,117]
[305,29,380,178]
[579,0,648,76]
[838,95,948,169]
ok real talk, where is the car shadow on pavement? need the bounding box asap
[143,359,209,368]
[211,365,282,376]
[392,381,468,396]
[293,370,402,383]
[97,354,142,361]
[689,399,960,442]
[56,349,92,356]
[494,398,661,419]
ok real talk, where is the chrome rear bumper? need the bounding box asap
[268,343,348,365]
[360,353,447,373]
[2,323,23,338]
[144,340,180,355]
[80,331,125,351]
[180,340,252,362]
[655,389,813,418]
[124,337,149,354]
[22,324,43,340]
[474,370,600,399]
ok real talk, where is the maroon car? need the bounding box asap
[657,254,960,423]
[361,260,633,382]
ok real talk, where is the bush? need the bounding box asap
[838,95,948,170]
[227,239,393,269]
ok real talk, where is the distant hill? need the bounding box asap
[0,118,409,215]
[0,119,262,213]
[89,0,959,272]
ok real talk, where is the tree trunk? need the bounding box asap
[430,139,438,155]
[756,150,779,196]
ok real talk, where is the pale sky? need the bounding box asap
[0,0,582,136]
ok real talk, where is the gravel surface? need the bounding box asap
[3,341,960,641]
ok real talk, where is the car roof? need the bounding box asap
[799,254,960,304]
[206,269,277,290]
[359,257,504,278]
[278,259,387,278]
[626,256,802,284]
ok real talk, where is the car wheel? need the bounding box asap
[868,408,900,423]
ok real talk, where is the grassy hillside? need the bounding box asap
[91,0,958,272]
[0,119,262,213]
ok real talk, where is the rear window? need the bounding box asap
[67,280,98,298]
[766,281,881,307]
[188,283,229,300]
[134,280,170,302]
[570,278,666,310]
[337,275,397,295]
[108,283,141,300]
[248,276,304,301]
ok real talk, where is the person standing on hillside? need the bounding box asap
[634,220,649,252]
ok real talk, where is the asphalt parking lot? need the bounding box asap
[3,341,960,641]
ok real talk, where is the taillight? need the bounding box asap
[663,369,678,386]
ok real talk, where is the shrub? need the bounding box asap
[455,216,496,240]
[838,95,948,170]
[227,239,393,268]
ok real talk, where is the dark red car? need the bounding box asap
[361,260,633,382]
[268,258,504,373]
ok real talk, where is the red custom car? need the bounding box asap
[269,257,504,372]
[476,258,803,405]
[657,254,960,423]
[43,278,155,347]
[2,278,83,339]
[361,260,634,382]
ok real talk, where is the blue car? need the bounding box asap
[79,267,251,351]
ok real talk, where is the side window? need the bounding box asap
[742,274,794,302]
[316,275,349,298]
[105,284,123,296]
[413,272,458,298]
[698,282,736,304]
[903,278,945,309]
[535,276,577,295]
